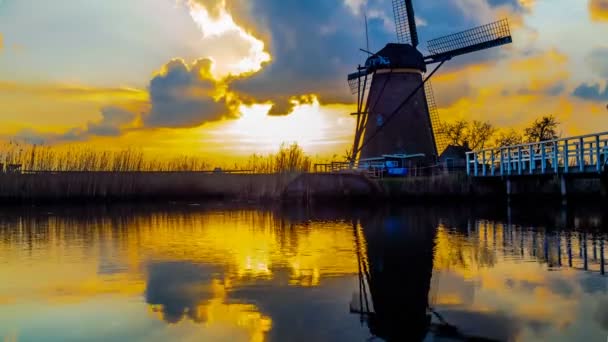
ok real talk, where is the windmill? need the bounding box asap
[348,0,512,165]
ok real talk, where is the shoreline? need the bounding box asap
[0,171,606,204]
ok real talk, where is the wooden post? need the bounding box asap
[541,144,546,173]
[553,142,559,173]
[507,147,511,175]
[579,138,584,172]
[474,153,479,177]
[518,146,523,175]
[491,150,495,176]
[596,135,601,173]
[529,144,534,174]
[564,140,569,174]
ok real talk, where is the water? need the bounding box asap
[0,202,607,342]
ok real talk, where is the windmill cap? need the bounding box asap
[366,43,426,73]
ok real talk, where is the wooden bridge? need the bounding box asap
[466,131,608,178]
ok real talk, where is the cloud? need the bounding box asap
[572,82,608,101]
[589,0,608,22]
[85,106,137,136]
[0,81,145,101]
[144,58,236,128]
[225,0,528,115]
[145,261,219,324]
[14,105,139,144]
[586,47,608,78]
[186,0,271,78]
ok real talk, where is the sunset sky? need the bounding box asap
[0,0,607,162]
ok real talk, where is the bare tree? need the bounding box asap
[468,120,497,150]
[494,129,524,148]
[524,115,560,143]
[440,120,469,147]
[439,120,497,150]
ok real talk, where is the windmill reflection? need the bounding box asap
[351,209,501,341]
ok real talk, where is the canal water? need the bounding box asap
[0,202,607,341]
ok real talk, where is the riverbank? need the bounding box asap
[0,171,606,203]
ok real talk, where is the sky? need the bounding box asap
[0,0,607,163]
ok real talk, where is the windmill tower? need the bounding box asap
[348,0,513,165]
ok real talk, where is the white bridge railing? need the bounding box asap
[466,131,608,177]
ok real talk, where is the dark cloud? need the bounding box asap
[586,47,608,79]
[514,82,566,97]
[86,106,136,137]
[572,82,608,101]
[228,0,519,113]
[145,58,234,128]
[14,105,138,144]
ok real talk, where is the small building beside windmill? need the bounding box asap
[438,144,471,172]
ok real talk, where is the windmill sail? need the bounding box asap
[392,0,419,47]
[425,19,512,63]
[424,81,448,155]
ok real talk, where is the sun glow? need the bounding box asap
[217,97,349,154]
[187,0,271,78]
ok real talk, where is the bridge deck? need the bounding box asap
[466,131,608,177]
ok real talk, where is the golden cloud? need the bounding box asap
[0,82,146,102]
[430,49,601,136]
[590,0,608,22]
[186,0,271,79]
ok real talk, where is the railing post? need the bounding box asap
[596,135,601,173]
[541,143,546,174]
[482,150,487,176]
[589,142,594,166]
[507,147,511,175]
[553,142,559,173]
[579,138,584,172]
[474,153,479,177]
[564,140,569,174]
[500,148,504,176]
[529,144,534,174]
[491,150,495,176]
[518,146,523,175]
[466,152,471,176]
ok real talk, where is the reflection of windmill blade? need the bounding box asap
[424,81,448,155]
[392,0,419,47]
[425,19,512,63]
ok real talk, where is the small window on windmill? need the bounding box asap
[376,114,384,127]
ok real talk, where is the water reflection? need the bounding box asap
[0,203,606,341]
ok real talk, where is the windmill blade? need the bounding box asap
[348,69,373,94]
[424,80,448,155]
[392,0,419,47]
[424,19,512,64]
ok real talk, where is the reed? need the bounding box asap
[0,141,314,202]
[244,143,312,173]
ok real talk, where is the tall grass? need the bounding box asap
[0,141,313,173]
[0,141,312,201]
[244,143,312,173]
[0,141,211,172]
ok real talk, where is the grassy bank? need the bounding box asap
[0,172,301,202]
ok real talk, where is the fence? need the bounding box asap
[466,132,608,177]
